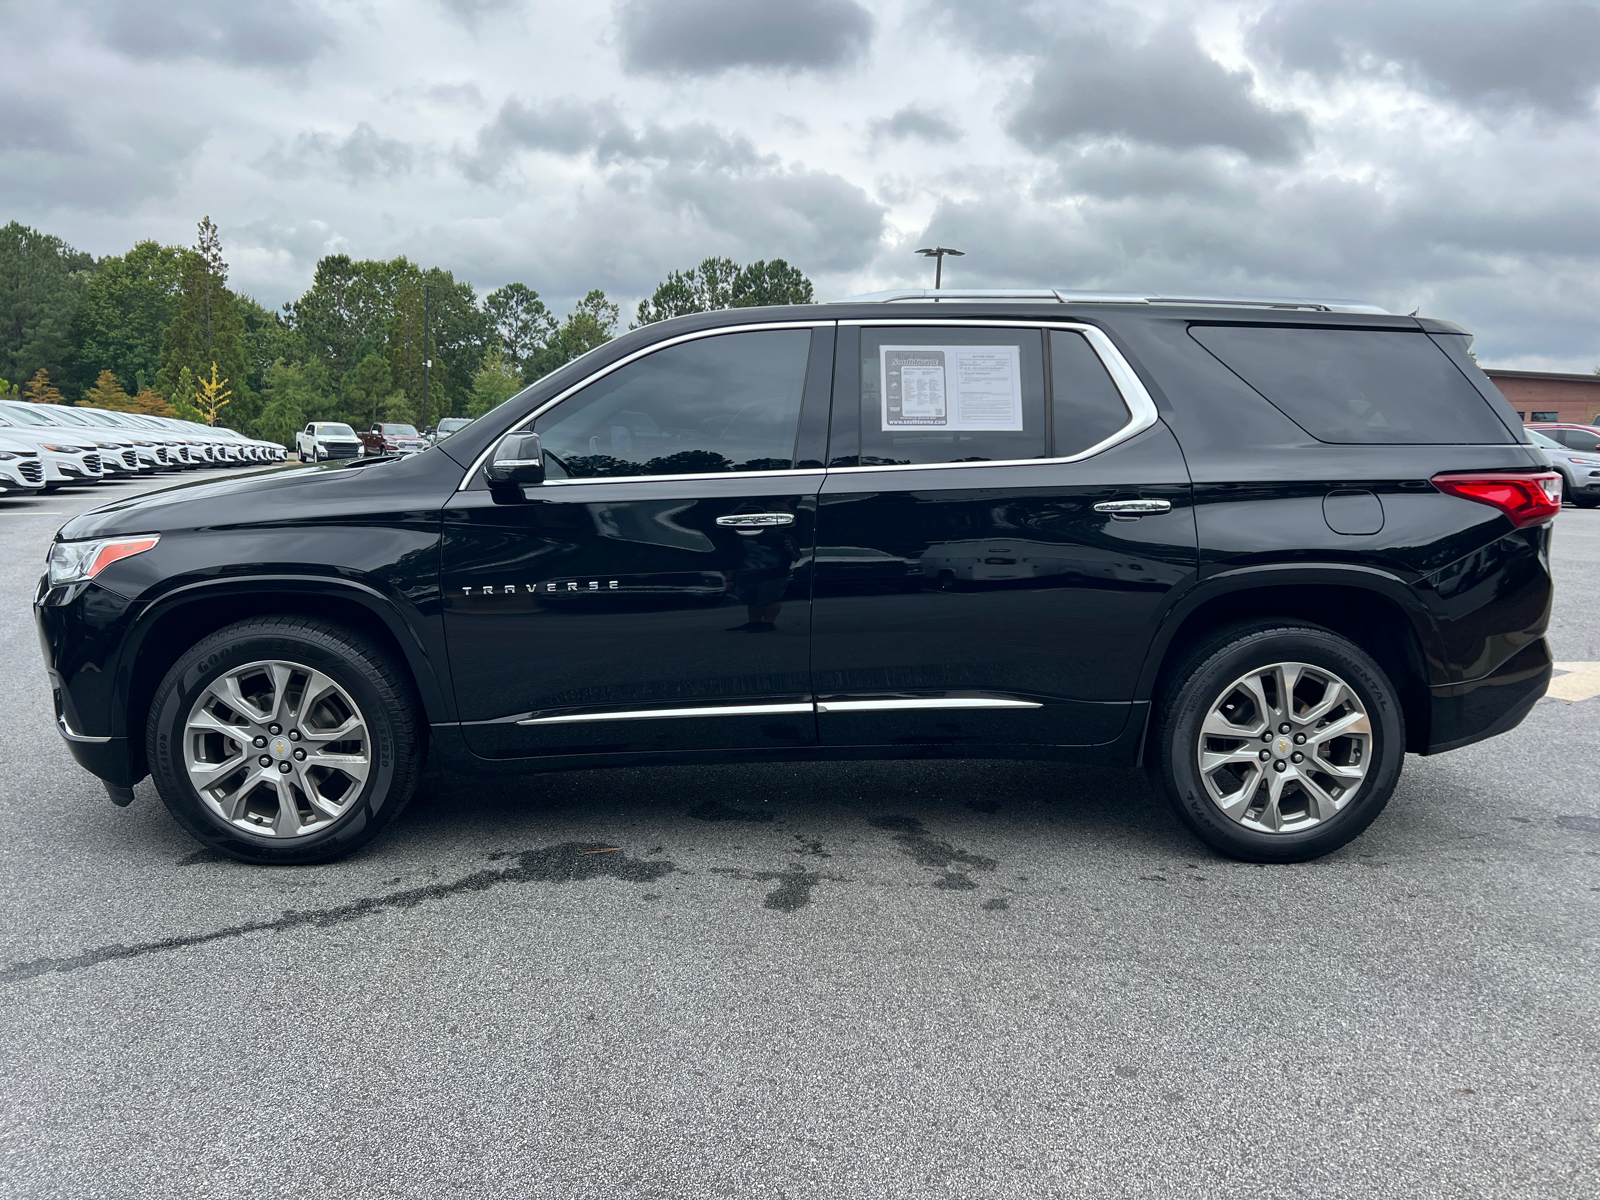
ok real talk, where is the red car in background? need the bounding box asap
[358,423,430,456]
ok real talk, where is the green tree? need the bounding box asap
[526,289,620,378]
[22,367,64,404]
[73,240,185,396]
[86,369,133,410]
[236,293,297,396]
[341,352,394,428]
[158,219,248,428]
[483,282,557,381]
[0,377,15,398]
[381,388,417,426]
[469,344,522,417]
[254,360,318,447]
[731,259,814,307]
[0,222,98,398]
[167,365,202,423]
[634,256,740,325]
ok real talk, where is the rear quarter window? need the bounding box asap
[1189,325,1514,444]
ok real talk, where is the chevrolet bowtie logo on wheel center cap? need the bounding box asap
[273,738,289,758]
[1276,737,1291,757]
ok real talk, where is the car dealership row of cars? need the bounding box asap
[0,403,285,494]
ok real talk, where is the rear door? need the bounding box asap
[442,323,834,759]
[811,320,1198,749]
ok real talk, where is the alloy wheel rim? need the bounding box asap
[1195,661,1372,833]
[182,659,371,838]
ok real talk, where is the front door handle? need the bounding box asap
[716,513,795,527]
[1093,499,1173,519]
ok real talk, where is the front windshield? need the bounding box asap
[0,405,52,426]
[380,424,419,437]
[1527,429,1562,449]
[317,423,357,437]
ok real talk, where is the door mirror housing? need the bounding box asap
[485,431,545,489]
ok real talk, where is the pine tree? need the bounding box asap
[167,365,202,423]
[86,369,133,410]
[158,218,247,425]
[132,389,175,417]
[193,362,232,426]
[22,367,64,404]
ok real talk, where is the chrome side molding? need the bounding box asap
[516,696,1043,725]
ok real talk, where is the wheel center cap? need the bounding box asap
[1274,736,1292,758]
[272,737,289,758]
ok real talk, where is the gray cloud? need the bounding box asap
[617,0,874,76]
[869,106,960,145]
[258,124,419,183]
[455,96,885,274]
[1014,24,1308,162]
[926,3,1309,162]
[0,91,203,213]
[1253,0,1600,118]
[67,0,334,69]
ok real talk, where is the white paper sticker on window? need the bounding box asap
[880,345,1024,432]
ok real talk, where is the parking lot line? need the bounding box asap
[1548,661,1600,701]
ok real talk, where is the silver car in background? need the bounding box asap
[1527,428,1600,508]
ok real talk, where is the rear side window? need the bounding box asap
[1050,331,1131,456]
[1189,325,1513,444]
[859,327,1046,465]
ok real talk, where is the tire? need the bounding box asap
[147,616,422,864]
[1151,621,1404,863]
[1574,495,1600,509]
[1562,474,1573,505]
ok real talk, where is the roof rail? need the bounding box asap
[835,288,1389,315]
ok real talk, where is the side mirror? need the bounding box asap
[484,431,545,490]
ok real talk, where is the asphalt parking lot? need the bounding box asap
[1,471,1595,1200]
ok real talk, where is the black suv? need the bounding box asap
[36,292,1556,865]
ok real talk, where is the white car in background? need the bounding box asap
[3,401,147,476]
[76,409,185,469]
[0,410,102,488]
[0,432,45,494]
[297,421,365,461]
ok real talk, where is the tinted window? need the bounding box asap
[1559,428,1600,451]
[1527,430,1562,449]
[1190,325,1513,444]
[859,327,1046,465]
[1050,331,1131,456]
[380,424,418,437]
[536,329,811,478]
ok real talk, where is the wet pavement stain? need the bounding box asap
[932,871,979,890]
[686,801,775,823]
[709,865,846,912]
[868,815,998,873]
[1557,815,1600,833]
[0,843,676,985]
[982,898,1010,911]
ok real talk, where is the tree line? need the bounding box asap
[0,218,815,444]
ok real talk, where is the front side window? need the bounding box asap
[535,328,812,478]
[1556,426,1598,450]
[858,327,1047,466]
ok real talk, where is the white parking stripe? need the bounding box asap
[1548,662,1600,702]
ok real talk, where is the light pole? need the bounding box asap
[915,245,964,290]
[421,283,431,433]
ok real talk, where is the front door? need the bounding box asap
[811,322,1198,748]
[442,325,832,758]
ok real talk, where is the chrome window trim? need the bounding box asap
[457,320,837,491]
[457,317,1157,489]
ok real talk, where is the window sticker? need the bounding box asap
[880,345,1024,432]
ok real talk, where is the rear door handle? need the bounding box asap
[1093,499,1173,518]
[716,513,796,527]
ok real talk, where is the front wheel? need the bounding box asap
[147,616,422,864]
[1151,622,1404,863]
[1574,494,1600,509]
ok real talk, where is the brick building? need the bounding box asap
[1484,369,1600,425]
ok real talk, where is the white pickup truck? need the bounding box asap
[295,422,365,462]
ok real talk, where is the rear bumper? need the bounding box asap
[1422,637,1550,754]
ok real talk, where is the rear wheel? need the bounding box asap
[147,616,422,864]
[1151,622,1404,862]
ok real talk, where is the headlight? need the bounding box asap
[0,451,15,461]
[1569,457,1600,467]
[41,444,82,454]
[47,535,161,587]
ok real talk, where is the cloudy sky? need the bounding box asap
[3,0,1598,368]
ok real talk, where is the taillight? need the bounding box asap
[1431,472,1561,528]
